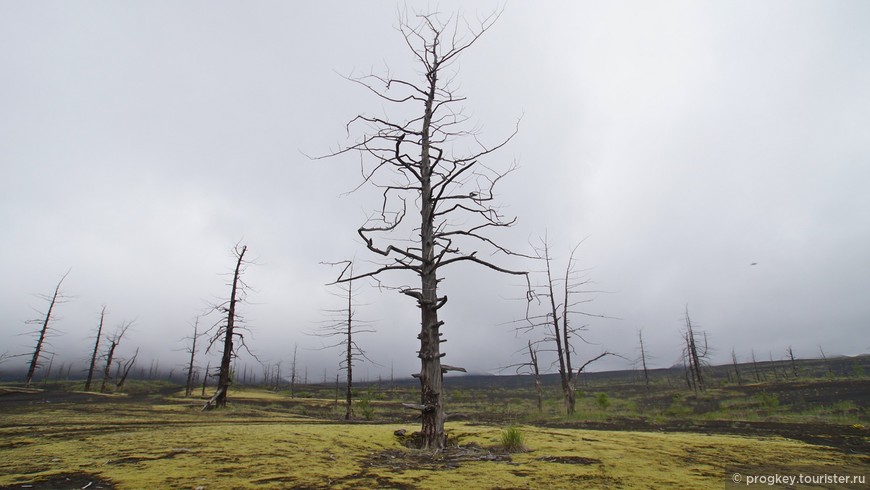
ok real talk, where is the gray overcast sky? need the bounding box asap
[2,1,868,381]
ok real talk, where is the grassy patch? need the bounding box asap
[0,385,867,489]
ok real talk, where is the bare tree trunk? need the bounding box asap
[731,348,743,386]
[184,317,201,397]
[290,344,297,399]
[787,346,798,378]
[769,352,779,381]
[41,353,55,386]
[683,307,706,392]
[201,361,210,397]
[85,306,106,391]
[116,348,139,391]
[101,341,118,393]
[528,341,543,413]
[25,270,70,387]
[818,346,833,376]
[345,278,354,420]
[323,10,526,450]
[750,350,761,382]
[101,321,132,393]
[638,329,650,389]
[524,239,612,415]
[214,245,247,408]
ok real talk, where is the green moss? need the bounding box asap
[0,386,866,489]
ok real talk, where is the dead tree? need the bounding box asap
[787,346,798,378]
[201,361,210,397]
[24,270,71,387]
[523,239,614,415]
[84,306,107,391]
[498,340,544,413]
[289,344,298,398]
[100,320,133,393]
[528,341,544,412]
[205,244,253,410]
[183,317,203,397]
[115,347,139,391]
[682,307,708,392]
[316,261,376,420]
[769,351,780,380]
[320,10,529,449]
[637,328,651,389]
[751,349,762,382]
[818,346,833,376]
[731,347,743,385]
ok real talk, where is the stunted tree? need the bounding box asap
[205,244,252,410]
[24,270,71,387]
[289,344,298,398]
[637,328,651,389]
[317,261,376,420]
[523,238,614,415]
[751,349,762,382]
[786,345,798,378]
[85,305,107,391]
[115,347,139,391]
[321,10,529,449]
[183,317,203,397]
[731,347,743,385]
[682,307,708,392]
[101,320,133,393]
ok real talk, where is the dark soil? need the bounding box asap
[0,473,114,490]
[535,417,869,455]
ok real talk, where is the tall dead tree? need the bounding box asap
[751,349,762,382]
[818,346,833,376]
[84,305,107,391]
[523,239,614,415]
[731,347,743,385]
[528,341,544,412]
[289,344,298,398]
[201,361,210,397]
[205,244,252,410]
[317,261,376,420]
[682,307,708,392]
[100,320,133,393]
[637,328,651,389]
[24,270,71,387]
[498,340,544,412]
[115,347,139,391]
[183,317,203,397]
[787,346,798,378]
[321,10,529,449]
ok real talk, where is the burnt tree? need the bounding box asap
[317,261,376,420]
[321,10,528,449]
[24,270,71,387]
[682,307,708,392]
[115,347,139,391]
[184,317,203,397]
[637,328,651,389]
[731,347,743,385]
[787,345,799,378]
[100,320,133,393]
[523,238,614,415]
[205,244,252,410]
[84,305,107,391]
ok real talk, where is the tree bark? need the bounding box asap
[215,245,247,408]
[185,318,200,397]
[528,341,543,412]
[25,270,69,387]
[84,306,106,391]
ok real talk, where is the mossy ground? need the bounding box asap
[1,387,866,489]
